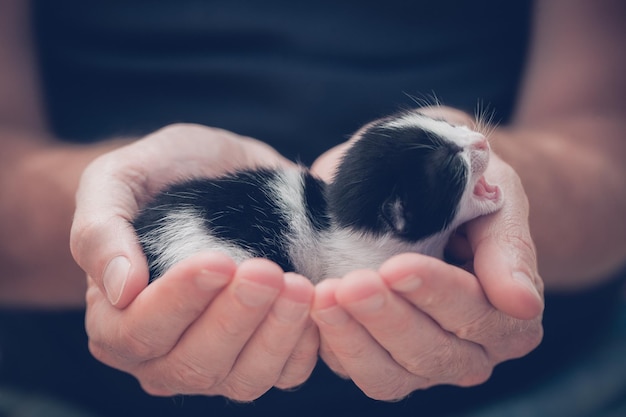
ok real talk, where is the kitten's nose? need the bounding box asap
[471,136,489,151]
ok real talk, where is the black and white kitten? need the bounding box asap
[133,109,503,282]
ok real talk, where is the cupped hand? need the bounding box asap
[71,123,293,308]
[87,252,318,399]
[309,106,544,401]
[71,125,318,399]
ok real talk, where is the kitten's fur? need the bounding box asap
[133,109,503,282]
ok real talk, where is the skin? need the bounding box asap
[1,0,625,403]
[310,125,544,399]
[73,124,321,399]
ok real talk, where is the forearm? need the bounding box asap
[492,117,626,290]
[0,129,130,307]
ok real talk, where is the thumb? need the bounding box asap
[466,158,544,320]
[70,156,149,308]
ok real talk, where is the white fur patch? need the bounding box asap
[316,227,451,282]
[138,207,253,278]
[383,112,484,148]
[264,169,326,279]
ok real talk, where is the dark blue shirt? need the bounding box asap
[33,0,530,164]
[3,1,622,416]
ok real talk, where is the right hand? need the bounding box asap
[310,107,543,400]
[70,124,319,400]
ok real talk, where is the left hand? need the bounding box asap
[71,125,318,400]
[309,106,544,401]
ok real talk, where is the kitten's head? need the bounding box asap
[328,109,503,241]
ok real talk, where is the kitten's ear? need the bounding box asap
[381,196,407,234]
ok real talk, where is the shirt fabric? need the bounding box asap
[1,1,624,416]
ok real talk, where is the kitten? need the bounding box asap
[133,109,503,282]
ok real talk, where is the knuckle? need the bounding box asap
[400,335,461,380]
[320,350,349,379]
[214,313,249,339]
[116,323,162,360]
[69,216,104,266]
[454,309,497,341]
[504,318,544,359]
[224,372,273,402]
[138,380,174,397]
[501,218,536,256]
[461,312,544,362]
[457,365,493,387]
[87,330,126,369]
[395,331,496,387]
[87,340,110,364]
[274,371,309,391]
[360,376,414,402]
[275,361,316,389]
[255,334,291,363]
[334,345,369,363]
[287,341,318,365]
[124,338,157,360]
[410,283,450,310]
[275,359,317,391]
[169,360,224,393]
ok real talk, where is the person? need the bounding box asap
[0,0,624,416]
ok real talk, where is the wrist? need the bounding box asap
[490,127,626,290]
[0,137,132,307]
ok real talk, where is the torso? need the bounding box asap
[31,0,532,164]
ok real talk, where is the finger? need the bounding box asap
[468,212,544,319]
[86,252,235,369]
[312,277,421,401]
[71,126,294,309]
[466,156,544,320]
[71,153,150,308]
[310,142,352,182]
[144,258,284,395]
[310,279,347,378]
[135,124,295,181]
[222,273,315,400]
[318,335,349,379]
[275,319,320,390]
[336,268,491,388]
[380,253,543,362]
[380,254,489,330]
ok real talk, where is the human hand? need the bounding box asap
[309,107,544,400]
[71,123,293,307]
[86,253,318,399]
[71,125,318,399]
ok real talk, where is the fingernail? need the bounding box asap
[272,297,310,324]
[314,306,350,326]
[513,271,541,299]
[389,274,423,293]
[103,256,130,305]
[347,293,385,313]
[234,281,280,307]
[195,269,231,291]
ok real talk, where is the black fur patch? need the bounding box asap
[302,173,331,231]
[327,121,467,241]
[133,169,296,278]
